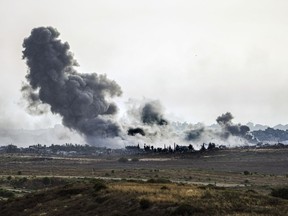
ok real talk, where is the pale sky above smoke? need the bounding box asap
[1,0,288,130]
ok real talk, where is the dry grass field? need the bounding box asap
[0,148,288,215]
[0,179,288,215]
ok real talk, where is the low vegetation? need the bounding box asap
[118,157,129,163]
[271,187,288,200]
[146,178,171,184]
[0,179,287,216]
[131,157,139,162]
[0,188,14,199]
[0,149,288,215]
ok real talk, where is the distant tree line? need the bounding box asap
[125,142,219,154]
[252,128,288,142]
[0,143,109,155]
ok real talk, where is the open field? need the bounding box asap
[0,148,287,187]
[0,148,288,215]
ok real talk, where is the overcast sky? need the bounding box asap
[1,0,288,130]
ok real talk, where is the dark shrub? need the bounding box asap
[243,171,250,175]
[42,177,51,186]
[246,189,257,194]
[118,157,128,163]
[57,187,83,196]
[171,204,203,216]
[0,188,15,198]
[271,187,288,199]
[139,198,151,209]
[131,158,139,162]
[147,178,171,183]
[93,180,107,192]
[10,177,28,188]
[161,185,170,190]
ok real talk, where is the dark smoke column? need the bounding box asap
[22,27,122,140]
[141,101,168,126]
[216,112,256,142]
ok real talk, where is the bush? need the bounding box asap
[244,179,250,184]
[171,204,203,215]
[271,187,288,200]
[160,185,170,190]
[19,177,28,183]
[243,170,250,175]
[147,178,171,184]
[57,188,83,196]
[118,157,128,163]
[93,180,107,192]
[202,190,213,199]
[11,177,28,188]
[139,198,151,209]
[42,177,51,186]
[131,158,139,162]
[0,188,15,198]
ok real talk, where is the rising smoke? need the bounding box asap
[125,100,168,137]
[22,27,122,140]
[21,84,49,115]
[127,127,145,136]
[216,112,256,142]
[216,112,248,137]
[185,127,205,141]
[182,112,256,146]
[123,99,175,144]
[21,26,258,148]
[141,101,168,126]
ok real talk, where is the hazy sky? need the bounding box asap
[1,0,288,129]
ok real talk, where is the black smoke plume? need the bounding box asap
[216,112,255,141]
[127,128,145,136]
[216,112,233,126]
[21,84,49,115]
[185,127,205,141]
[22,27,122,139]
[141,101,168,126]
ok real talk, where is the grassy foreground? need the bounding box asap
[0,178,288,216]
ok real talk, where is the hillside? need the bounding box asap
[1,179,288,216]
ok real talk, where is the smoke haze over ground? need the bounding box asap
[19,27,258,148]
[0,125,84,147]
[2,1,288,139]
[122,99,173,144]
